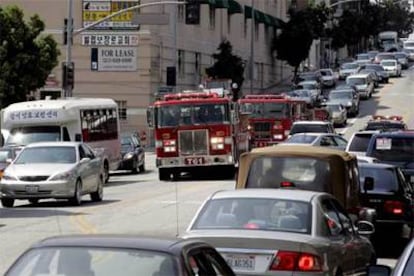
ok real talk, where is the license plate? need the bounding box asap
[225,254,255,271]
[184,157,205,165]
[25,185,39,193]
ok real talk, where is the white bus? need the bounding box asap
[1,98,121,183]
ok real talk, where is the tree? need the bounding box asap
[205,40,245,98]
[271,5,329,77]
[0,5,60,107]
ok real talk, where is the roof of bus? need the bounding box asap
[2,98,117,111]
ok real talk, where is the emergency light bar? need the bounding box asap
[243,94,287,99]
[164,92,219,101]
[371,115,403,121]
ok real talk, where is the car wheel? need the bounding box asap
[69,180,82,206]
[103,162,110,183]
[131,158,138,174]
[90,176,103,202]
[139,161,145,173]
[1,198,14,208]
[28,199,39,205]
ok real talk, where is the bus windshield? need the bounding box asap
[5,126,61,146]
[240,102,289,119]
[157,103,229,127]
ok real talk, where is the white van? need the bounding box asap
[346,74,374,99]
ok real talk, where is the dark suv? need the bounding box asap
[117,132,145,174]
[359,163,414,241]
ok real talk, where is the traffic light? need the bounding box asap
[62,61,75,90]
[166,66,176,86]
[185,0,200,25]
[63,18,73,45]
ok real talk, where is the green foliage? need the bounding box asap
[205,40,245,90]
[0,5,60,107]
[271,4,329,75]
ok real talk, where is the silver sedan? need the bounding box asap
[182,189,376,275]
[282,132,348,150]
[0,142,104,207]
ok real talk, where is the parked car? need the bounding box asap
[235,145,370,220]
[338,62,360,80]
[393,52,409,69]
[4,235,235,276]
[327,89,360,117]
[183,189,376,275]
[380,59,402,77]
[346,73,375,99]
[282,132,348,150]
[288,120,336,137]
[346,130,380,156]
[358,69,380,88]
[323,102,348,127]
[117,132,145,173]
[0,146,22,179]
[359,63,389,83]
[0,142,104,207]
[367,238,414,275]
[359,163,414,242]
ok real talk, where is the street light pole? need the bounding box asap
[250,0,254,94]
[65,0,73,97]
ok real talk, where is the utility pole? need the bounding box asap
[64,0,73,97]
[250,0,255,94]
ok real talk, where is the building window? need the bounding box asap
[244,18,247,37]
[209,6,216,30]
[195,52,201,75]
[178,4,184,23]
[116,100,127,120]
[178,50,185,78]
[227,14,231,34]
[255,22,259,41]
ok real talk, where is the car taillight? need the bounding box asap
[270,251,322,272]
[384,200,404,215]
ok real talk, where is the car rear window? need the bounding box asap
[285,135,317,144]
[369,137,414,162]
[365,122,405,131]
[348,133,374,152]
[245,156,331,192]
[359,167,399,192]
[290,124,331,135]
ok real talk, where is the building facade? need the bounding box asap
[3,0,290,133]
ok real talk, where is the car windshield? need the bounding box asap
[290,124,330,135]
[285,135,318,144]
[319,70,332,76]
[377,54,395,60]
[14,146,76,164]
[370,137,414,162]
[341,63,358,69]
[347,78,366,86]
[359,167,398,193]
[357,54,370,60]
[5,247,177,276]
[326,104,342,112]
[381,61,396,66]
[289,90,310,97]
[157,103,229,127]
[240,102,290,119]
[394,53,406,58]
[0,149,12,162]
[348,134,374,152]
[245,156,332,191]
[329,92,352,100]
[365,65,384,72]
[192,197,311,234]
[298,83,317,89]
[6,126,61,146]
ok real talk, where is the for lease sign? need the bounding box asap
[97,47,137,71]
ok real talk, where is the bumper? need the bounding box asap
[0,179,76,199]
[358,90,370,98]
[157,154,235,168]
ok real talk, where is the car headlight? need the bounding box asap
[347,101,352,106]
[2,173,17,181]
[50,171,75,181]
[123,153,134,160]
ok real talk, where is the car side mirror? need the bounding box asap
[355,220,375,235]
[366,264,392,276]
[363,176,374,192]
[80,157,91,163]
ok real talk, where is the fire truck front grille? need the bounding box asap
[254,122,271,132]
[179,130,208,156]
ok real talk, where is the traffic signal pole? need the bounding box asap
[63,1,184,97]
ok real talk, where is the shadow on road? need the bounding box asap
[0,207,79,218]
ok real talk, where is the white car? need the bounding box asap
[339,62,360,80]
[282,132,348,150]
[288,121,336,137]
[346,130,380,156]
[380,59,402,77]
[318,68,337,88]
[296,80,321,99]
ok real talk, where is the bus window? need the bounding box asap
[6,126,61,146]
[63,127,70,141]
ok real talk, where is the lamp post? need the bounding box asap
[64,0,185,97]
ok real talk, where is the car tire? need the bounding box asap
[139,162,145,173]
[69,180,82,206]
[131,158,138,174]
[1,198,14,208]
[28,199,39,205]
[90,176,103,202]
[103,162,110,183]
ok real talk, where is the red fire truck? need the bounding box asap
[238,94,313,147]
[147,90,250,181]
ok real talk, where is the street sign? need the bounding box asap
[82,33,139,46]
[131,13,170,25]
[82,0,140,30]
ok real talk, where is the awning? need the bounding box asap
[227,0,243,14]
[215,0,230,8]
[244,6,266,23]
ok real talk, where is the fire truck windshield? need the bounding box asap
[240,102,289,119]
[157,104,229,127]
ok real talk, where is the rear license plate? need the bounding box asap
[25,185,39,193]
[225,254,255,271]
[184,157,205,165]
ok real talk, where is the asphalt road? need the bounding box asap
[1,67,414,273]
